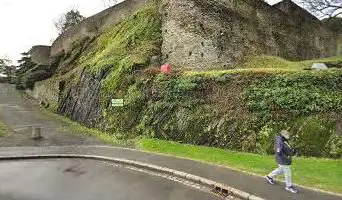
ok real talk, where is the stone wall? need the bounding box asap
[25,79,59,112]
[35,0,342,70]
[273,0,319,23]
[29,45,51,65]
[338,34,342,55]
[50,0,149,57]
[161,0,341,69]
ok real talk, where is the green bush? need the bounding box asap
[136,72,342,158]
[244,72,342,157]
[325,133,342,158]
[22,70,51,90]
[291,116,335,157]
[246,71,342,119]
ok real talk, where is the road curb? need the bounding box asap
[0,154,265,200]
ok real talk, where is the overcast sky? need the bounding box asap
[0,0,282,64]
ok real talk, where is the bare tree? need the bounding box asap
[299,0,342,18]
[54,9,85,35]
[0,58,15,78]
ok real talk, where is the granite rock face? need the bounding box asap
[58,69,108,127]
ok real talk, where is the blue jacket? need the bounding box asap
[275,135,295,165]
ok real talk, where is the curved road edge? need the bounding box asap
[0,153,264,200]
[1,145,341,200]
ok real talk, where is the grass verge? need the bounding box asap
[241,55,342,70]
[40,108,136,147]
[185,55,342,77]
[0,110,9,137]
[184,68,298,77]
[35,108,342,193]
[0,120,9,137]
[39,108,342,193]
[137,138,342,194]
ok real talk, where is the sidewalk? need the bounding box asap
[0,146,340,200]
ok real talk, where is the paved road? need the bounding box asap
[0,84,101,147]
[0,84,225,200]
[0,159,222,200]
[1,146,341,200]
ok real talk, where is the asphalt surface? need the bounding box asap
[0,84,101,147]
[1,146,341,200]
[0,159,222,200]
[0,84,224,200]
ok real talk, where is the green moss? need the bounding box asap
[80,1,162,95]
[34,65,84,112]
[124,84,145,107]
[183,55,342,78]
[240,55,307,69]
[242,55,342,70]
[65,0,163,138]
[301,55,342,66]
[184,68,297,78]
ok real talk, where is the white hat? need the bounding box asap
[280,130,291,139]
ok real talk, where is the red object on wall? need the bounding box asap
[160,64,172,74]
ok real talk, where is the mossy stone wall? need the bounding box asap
[50,0,149,57]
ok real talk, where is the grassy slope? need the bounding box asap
[80,1,161,95]
[184,55,342,77]
[34,0,161,113]
[137,138,342,194]
[240,55,342,70]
